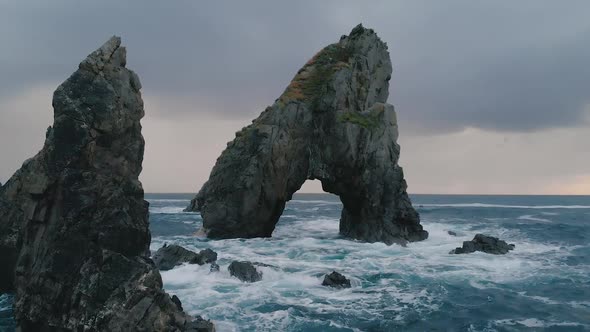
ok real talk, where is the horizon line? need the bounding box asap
[144,192,590,196]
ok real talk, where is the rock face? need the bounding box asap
[0,192,18,293]
[322,271,351,289]
[187,24,427,246]
[450,234,515,255]
[153,244,218,271]
[0,37,213,331]
[228,261,263,282]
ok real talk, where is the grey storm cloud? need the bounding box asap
[1,0,590,134]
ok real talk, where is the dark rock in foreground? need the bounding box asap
[0,36,213,331]
[153,244,218,271]
[0,173,21,293]
[450,234,515,255]
[228,261,263,282]
[187,24,427,246]
[171,295,183,311]
[322,271,351,289]
[186,317,217,332]
[0,194,17,293]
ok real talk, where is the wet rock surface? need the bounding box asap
[0,37,213,331]
[153,244,218,271]
[188,24,426,246]
[450,234,515,255]
[228,261,263,282]
[322,271,352,289]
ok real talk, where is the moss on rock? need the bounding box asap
[278,43,353,108]
[337,110,381,129]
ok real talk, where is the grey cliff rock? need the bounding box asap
[187,24,427,245]
[153,244,218,271]
[0,36,213,331]
[450,234,515,255]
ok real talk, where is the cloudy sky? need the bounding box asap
[1,1,589,194]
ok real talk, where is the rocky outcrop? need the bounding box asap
[228,261,263,282]
[322,271,351,289]
[187,24,427,245]
[153,244,218,271]
[0,37,213,331]
[450,234,515,255]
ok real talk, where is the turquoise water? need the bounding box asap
[1,194,590,331]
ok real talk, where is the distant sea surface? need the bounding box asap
[1,194,589,331]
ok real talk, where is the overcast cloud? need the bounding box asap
[1,1,589,194]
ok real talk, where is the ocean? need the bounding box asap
[1,194,589,331]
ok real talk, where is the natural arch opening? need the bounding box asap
[275,179,341,237]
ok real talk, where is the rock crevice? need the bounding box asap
[188,24,427,245]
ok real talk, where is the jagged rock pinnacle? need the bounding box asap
[0,36,213,331]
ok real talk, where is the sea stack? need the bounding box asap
[0,37,213,331]
[188,24,427,245]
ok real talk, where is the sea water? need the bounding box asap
[1,194,589,331]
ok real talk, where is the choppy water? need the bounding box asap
[1,194,590,331]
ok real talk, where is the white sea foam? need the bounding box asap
[420,203,590,209]
[149,206,188,214]
[495,318,587,328]
[540,211,560,216]
[517,214,551,222]
[517,292,561,305]
[150,197,589,330]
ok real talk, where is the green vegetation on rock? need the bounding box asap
[337,110,381,129]
[278,43,353,109]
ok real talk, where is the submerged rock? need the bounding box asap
[322,271,351,289]
[450,234,515,255]
[188,24,427,246]
[228,261,263,282]
[198,248,219,265]
[448,230,458,236]
[0,36,213,331]
[153,244,218,271]
[209,263,220,273]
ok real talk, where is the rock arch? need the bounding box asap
[188,25,428,245]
